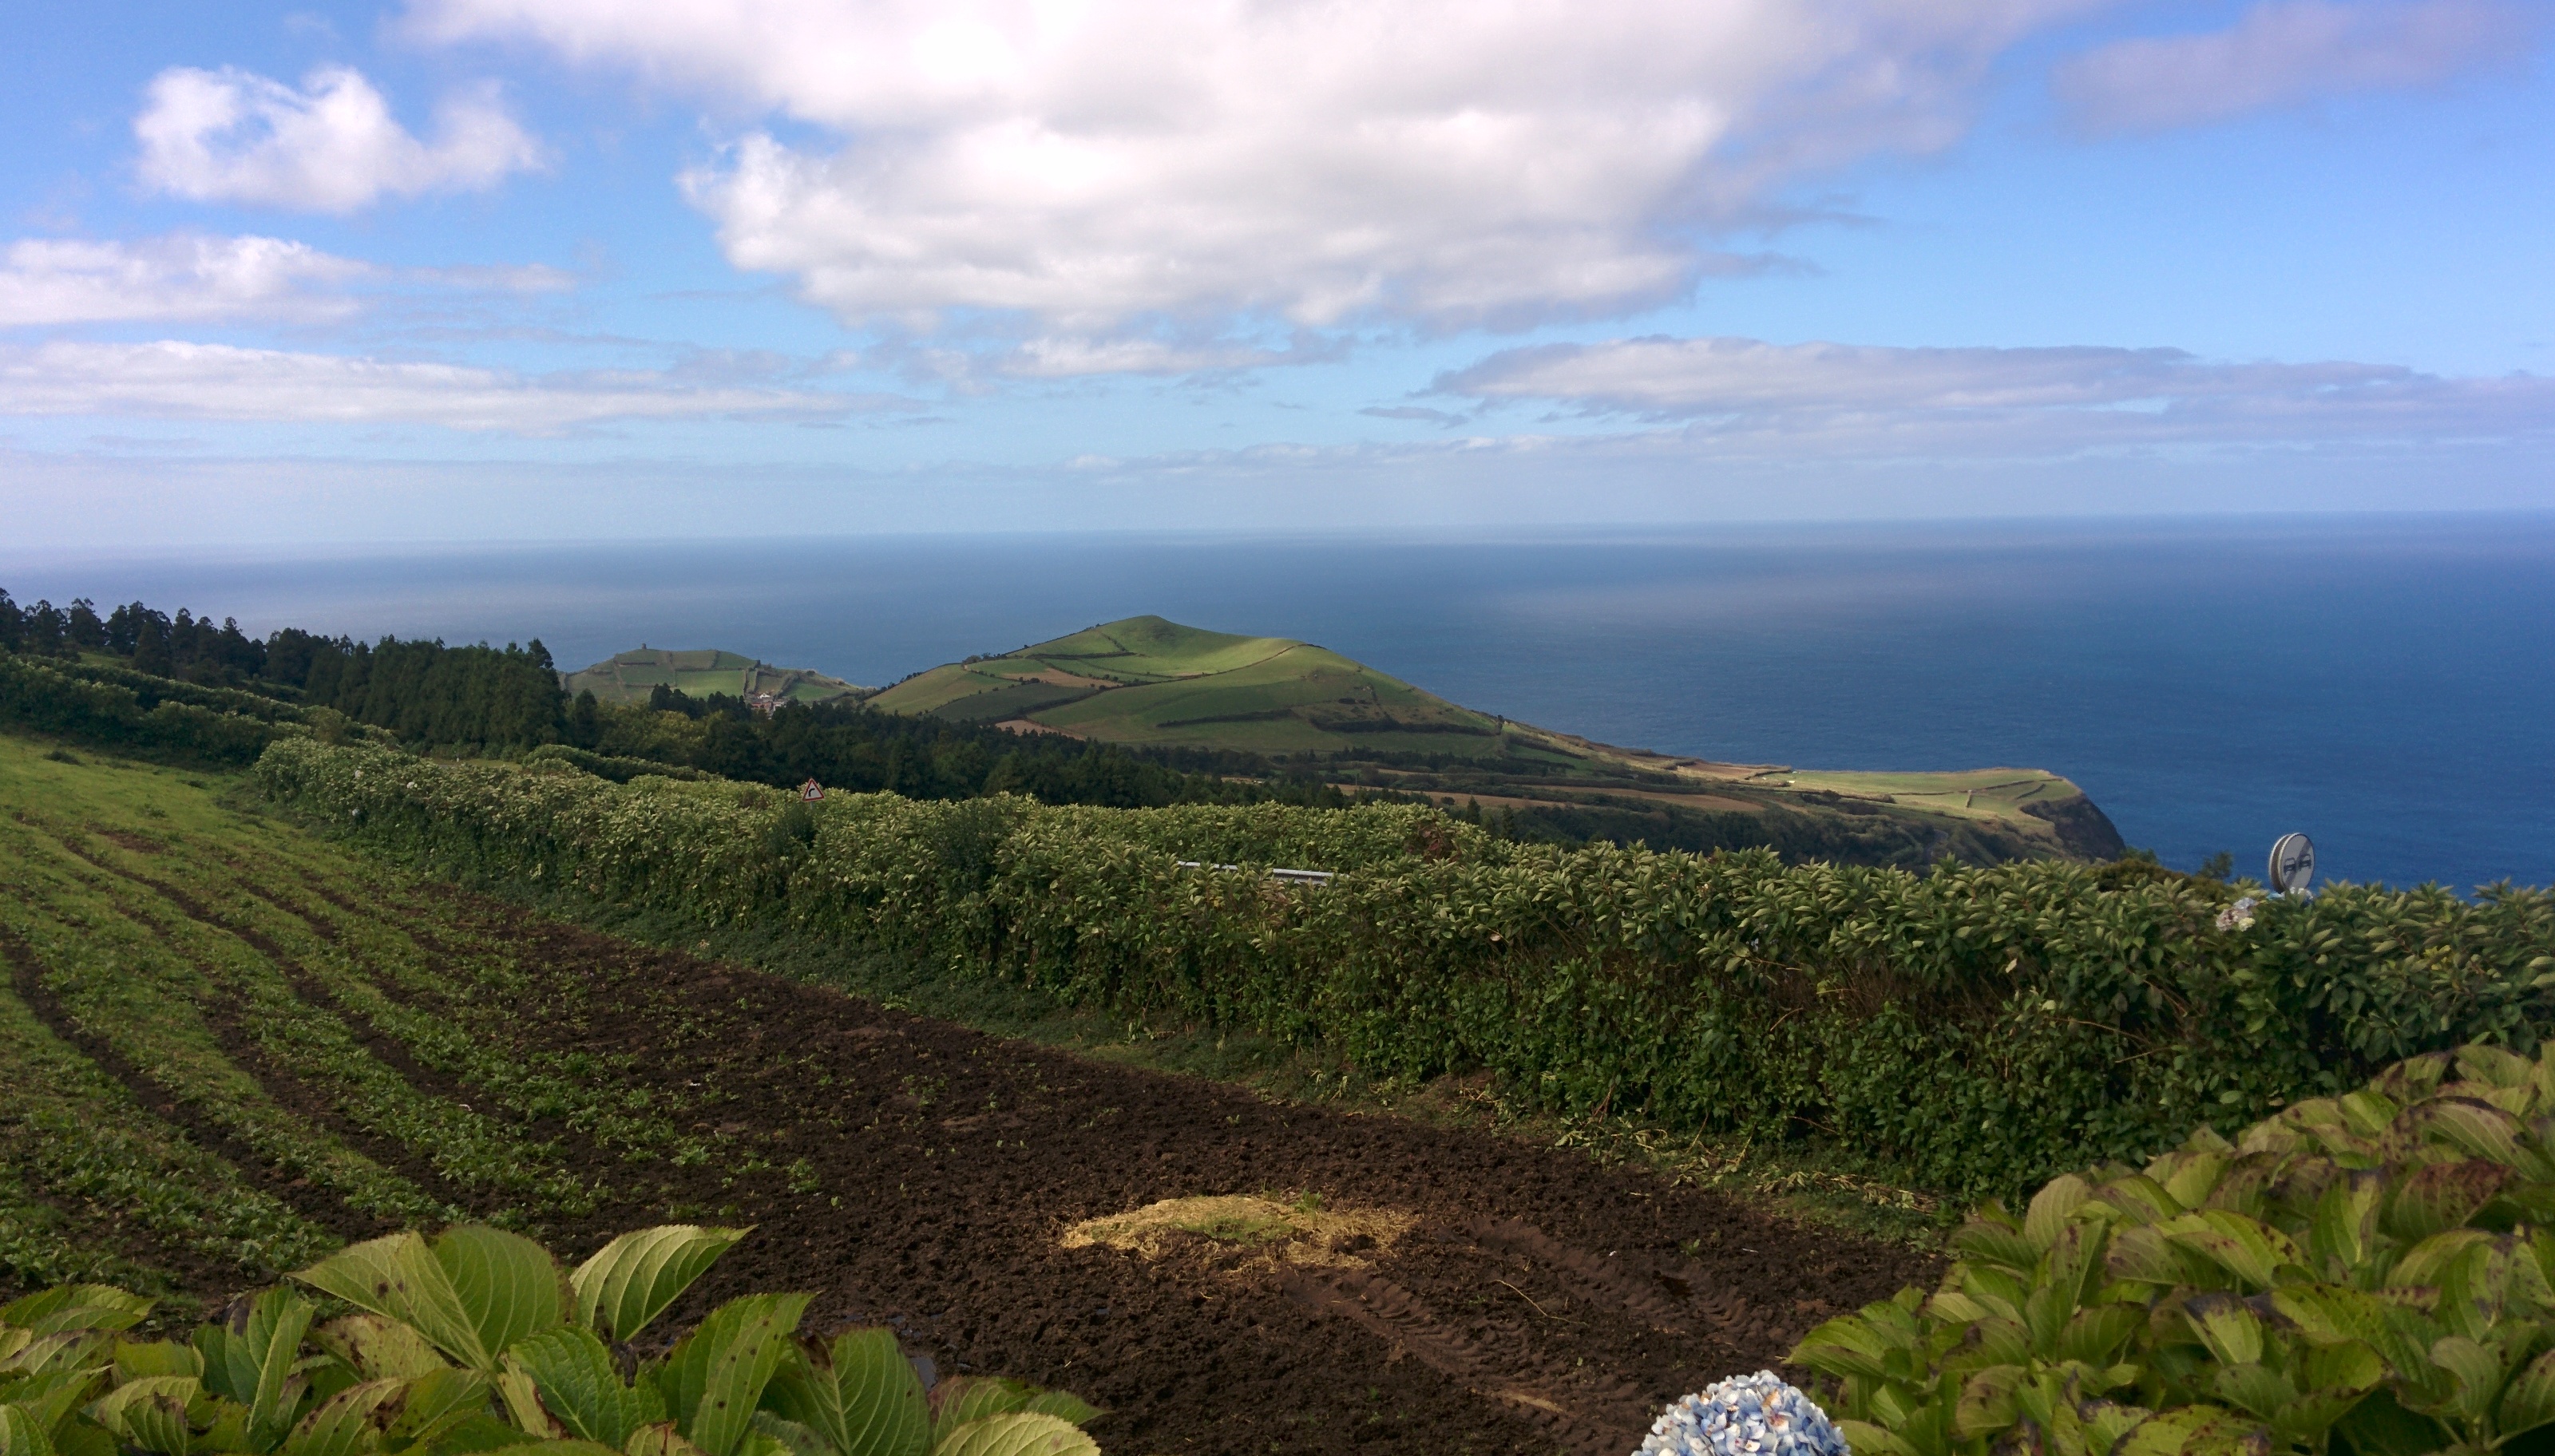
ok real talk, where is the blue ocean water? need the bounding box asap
[6,514,2549,890]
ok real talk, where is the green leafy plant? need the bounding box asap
[0,1225,1100,1456]
[1792,1042,2555,1456]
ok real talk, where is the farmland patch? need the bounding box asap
[0,736,1929,1451]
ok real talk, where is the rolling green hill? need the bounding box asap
[867,615,1535,756]
[866,615,2125,862]
[562,647,867,707]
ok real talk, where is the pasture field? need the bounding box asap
[0,734,1930,1455]
[868,616,1507,755]
[860,615,2117,861]
[563,647,867,706]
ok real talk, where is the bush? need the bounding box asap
[1794,1043,2555,1456]
[0,1222,1101,1456]
[256,738,2555,1202]
[0,655,288,766]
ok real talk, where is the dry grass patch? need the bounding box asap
[1061,1193,1413,1270]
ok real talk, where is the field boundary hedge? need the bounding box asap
[0,653,295,765]
[257,738,2555,1201]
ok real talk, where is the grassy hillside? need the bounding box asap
[866,615,2121,862]
[869,615,1518,754]
[561,647,866,706]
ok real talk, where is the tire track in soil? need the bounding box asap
[40,835,492,1221]
[0,922,384,1252]
[1468,1217,1724,1336]
[1278,1265,1650,1454]
[421,894,1935,1456]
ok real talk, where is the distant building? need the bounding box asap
[747,691,786,715]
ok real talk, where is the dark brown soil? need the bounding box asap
[413,896,1934,1456]
[17,830,1933,1455]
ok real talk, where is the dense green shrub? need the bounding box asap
[257,739,2555,1201]
[37,659,306,722]
[0,1223,1100,1456]
[523,744,717,784]
[0,655,289,766]
[1796,1043,2555,1456]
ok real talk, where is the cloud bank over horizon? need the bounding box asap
[1436,335,2555,455]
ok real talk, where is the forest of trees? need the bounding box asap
[0,584,1347,811]
[2,585,568,750]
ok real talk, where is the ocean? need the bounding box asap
[6,513,2549,891]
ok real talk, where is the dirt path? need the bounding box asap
[426,895,1932,1456]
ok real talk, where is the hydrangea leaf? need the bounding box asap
[571,1228,750,1345]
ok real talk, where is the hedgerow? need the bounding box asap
[259,739,2555,1201]
[0,655,289,765]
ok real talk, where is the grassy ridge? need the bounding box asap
[866,615,2122,864]
[869,615,1511,754]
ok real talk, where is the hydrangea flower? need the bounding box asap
[1637,1371,1848,1456]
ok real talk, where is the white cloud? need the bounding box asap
[0,340,898,433]
[1436,334,2555,455]
[0,232,577,327]
[2054,0,2538,133]
[135,65,544,212]
[407,0,2100,340]
[0,234,367,326]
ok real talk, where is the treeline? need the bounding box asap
[574,685,1348,811]
[1,585,565,750]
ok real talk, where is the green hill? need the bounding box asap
[563,648,867,707]
[866,615,2124,862]
[866,615,1535,757]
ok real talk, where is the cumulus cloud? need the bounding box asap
[0,234,368,326]
[406,0,2097,340]
[135,65,543,212]
[1435,334,2555,455]
[0,340,900,433]
[2054,0,2538,133]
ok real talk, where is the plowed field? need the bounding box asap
[0,738,1931,1454]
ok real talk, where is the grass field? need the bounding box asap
[865,615,2117,861]
[866,615,1508,754]
[562,647,867,705]
[0,729,1947,1453]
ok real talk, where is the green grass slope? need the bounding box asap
[866,615,2125,862]
[867,615,1518,755]
[562,647,867,706]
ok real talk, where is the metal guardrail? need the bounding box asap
[1175,860,1337,886]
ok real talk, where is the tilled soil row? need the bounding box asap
[0,924,382,1262]
[406,892,1935,1456]
[41,836,482,1225]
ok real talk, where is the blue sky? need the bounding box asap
[4,0,2550,544]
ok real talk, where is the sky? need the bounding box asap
[3,0,2551,544]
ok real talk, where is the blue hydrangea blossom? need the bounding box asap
[1637,1371,1849,1456]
